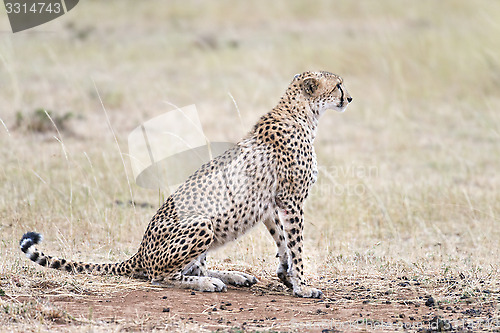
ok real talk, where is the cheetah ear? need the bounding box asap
[302,77,319,96]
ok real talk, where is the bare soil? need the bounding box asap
[14,277,498,332]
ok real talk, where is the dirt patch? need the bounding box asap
[25,278,496,332]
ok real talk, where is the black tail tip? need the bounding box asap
[20,232,43,252]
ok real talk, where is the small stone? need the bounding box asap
[162,296,168,299]
[220,305,227,310]
[162,308,170,313]
[191,291,196,295]
[425,296,435,307]
[399,313,405,318]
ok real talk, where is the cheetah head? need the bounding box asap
[293,71,352,114]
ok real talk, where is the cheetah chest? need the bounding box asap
[311,148,318,184]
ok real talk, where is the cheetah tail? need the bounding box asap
[19,232,144,277]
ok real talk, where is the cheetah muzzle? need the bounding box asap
[20,71,352,298]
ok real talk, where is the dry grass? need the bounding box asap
[1,0,499,331]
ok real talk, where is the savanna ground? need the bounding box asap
[1,0,500,332]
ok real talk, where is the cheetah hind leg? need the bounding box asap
[183,253,258,287]
[206,270,258,287]
[151,216,227,292]
[153,273,227,292]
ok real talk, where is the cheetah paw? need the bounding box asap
[293,285,323,298]
[208,270,258,287]
[193,277,227,292]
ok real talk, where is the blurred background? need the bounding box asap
[0,0,499,290]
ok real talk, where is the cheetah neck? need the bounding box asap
[276,92,320,135]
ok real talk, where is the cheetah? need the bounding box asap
[20,71,352,298]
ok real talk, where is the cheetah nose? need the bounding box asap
[347,97,353,103]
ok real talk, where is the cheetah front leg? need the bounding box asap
[264,216,293,289]
[276,202,322,298]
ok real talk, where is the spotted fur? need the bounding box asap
[20,71,352,298]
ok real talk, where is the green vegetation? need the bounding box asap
[15,109,74,133]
